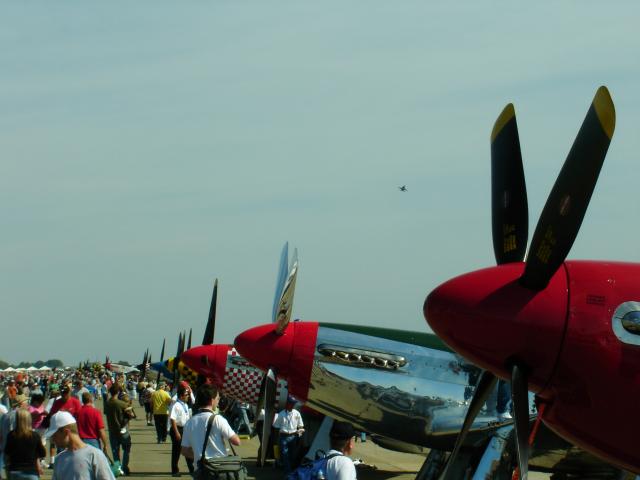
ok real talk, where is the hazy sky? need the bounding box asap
[2,2,640,365]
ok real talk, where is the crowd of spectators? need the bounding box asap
[0,367,207,478]
[0,367,357,479]
[0,367,145,478]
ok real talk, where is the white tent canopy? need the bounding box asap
[3,367,15,372]
[38,366,50,371]
[26,366,38,371]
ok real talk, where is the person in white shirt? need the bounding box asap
[326,421,357,480]
[274,397,304,474]
[169,385,194,477]
[170,391,195,406]
[180,384,240,471]
[169,382,195,411]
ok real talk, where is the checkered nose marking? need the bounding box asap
[222,349,287,405]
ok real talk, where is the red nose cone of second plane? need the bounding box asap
[234,321,318,401]
[425,262,569,395]
[181,344,230,387]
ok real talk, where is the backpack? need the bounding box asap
[287,452,342,480]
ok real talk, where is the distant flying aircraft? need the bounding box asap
[398,185,407,192]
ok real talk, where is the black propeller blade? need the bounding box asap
[442,99,532,479]
[491,103,528,265]
[172,332,185,387]
[203,279,218,345]
[187,328,192,350]
[140,349,149,377]
[177,332,184,359]
[491,88,614,475]
[521,86,615,290]
[438,370,498,480]
[441,88,616,479]
[511,364,530,480]
[157,338,166,384]
[257,368,277,467]
[255,375,266,463]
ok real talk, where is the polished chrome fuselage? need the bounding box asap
[303,325,625,477]
[306,325,508,450]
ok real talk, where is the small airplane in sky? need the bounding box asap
[424,87,640,477]
[398,185,408,192]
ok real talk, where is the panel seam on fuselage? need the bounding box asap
[540,262,572,397]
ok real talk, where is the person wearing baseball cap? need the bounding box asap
[151,381,171,444]
[45,411,115,480]
[326,421,358,480]
[274,395,304,474]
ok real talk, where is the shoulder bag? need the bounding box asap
[194,413,247,480]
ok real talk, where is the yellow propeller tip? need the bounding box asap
[491,103,515,143]
[593,86,615,140]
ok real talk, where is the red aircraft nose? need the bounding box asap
[425,262,569,396]
[234,321,318,401]
[180,344,229,387]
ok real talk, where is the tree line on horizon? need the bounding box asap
[0,359,64,370]
[0,358,136,370]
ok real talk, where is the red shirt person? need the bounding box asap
[76,392,111,457]
[49,384,82,418]
[6,380,18,400]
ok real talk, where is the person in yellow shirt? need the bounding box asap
[150,382,171,444]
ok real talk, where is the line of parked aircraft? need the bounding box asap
[122,86,638,479]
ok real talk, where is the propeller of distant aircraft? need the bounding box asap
[255,242,299,467]
[156,338,166,383]
[203,279,218,346]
